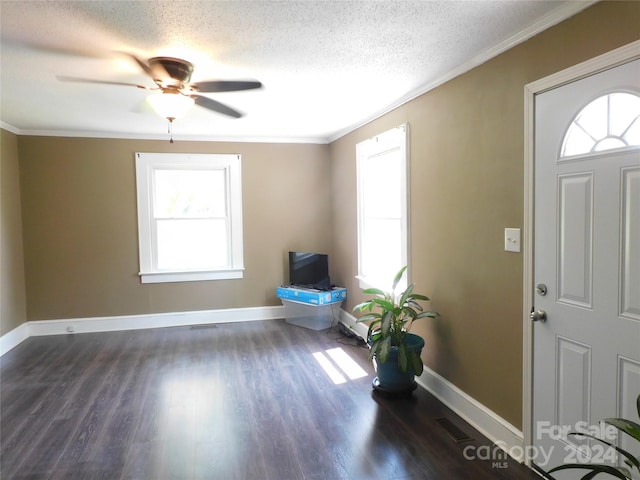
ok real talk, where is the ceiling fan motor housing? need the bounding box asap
[149,57,194,85]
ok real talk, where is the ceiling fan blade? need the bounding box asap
[192,95,242,118]
[57,76,152,89]
[116,53,172,84]
[3,38,107,58]
[119,52,155,78]
[192,80,262,93]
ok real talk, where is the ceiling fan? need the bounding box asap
[59,55,262,141]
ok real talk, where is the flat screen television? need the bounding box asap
[288,251,330,290]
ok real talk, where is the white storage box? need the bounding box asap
[281,299,342,330]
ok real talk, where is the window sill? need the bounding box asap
[356,275,383,291]
[356,275,406,293]
[139,269,244,284]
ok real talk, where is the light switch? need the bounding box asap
[504,228,521,253]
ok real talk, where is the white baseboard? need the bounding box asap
[1,305,285,356]
[338,309,525,462]
[338,308,370,339]
[0,322,29,357]
[416,367,525,461]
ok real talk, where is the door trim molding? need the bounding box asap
[522,39,640,463]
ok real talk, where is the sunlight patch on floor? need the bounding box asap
[313,347,368,384]
[325,347,368,379]
[313,351,347,384]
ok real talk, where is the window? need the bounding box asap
[561,91,640,158]
[356,124,408,291]
[135,152,243,283]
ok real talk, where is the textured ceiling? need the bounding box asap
[0,1,591,143]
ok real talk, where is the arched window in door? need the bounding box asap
[560,91,640,158]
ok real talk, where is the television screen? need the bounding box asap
[288,252,330,290]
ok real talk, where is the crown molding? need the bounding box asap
[2,125,329,145]
[327,0,597,143]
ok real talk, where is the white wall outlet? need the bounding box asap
[504,228,521,253]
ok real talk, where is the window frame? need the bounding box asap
[355,124,409,291]
[135,152,244,284]
[560,90,640,160]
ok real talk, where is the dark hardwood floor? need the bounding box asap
[1,319,540,479]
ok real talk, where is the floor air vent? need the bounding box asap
[435,417,473,443]
[190,324,218,330]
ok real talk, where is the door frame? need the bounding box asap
[521,39,640,465]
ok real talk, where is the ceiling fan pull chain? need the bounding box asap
[167,117,175,143]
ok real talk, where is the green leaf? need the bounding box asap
[392,266,408,291]
[372,298,395,311]
[381,311,392,336]
[416,311,440,319]
[398,343,408,372]
[398,283,414,308]
[605,418,640,443]
[581,470,600,480]
[355,313,382,323]
[548,464,632,480]
[378,337,391,363]
[409,293,430,302]
[409,349,424,376]
[368,339,380,361]
[352,301,374,312]
[568,432,640,472]
[362,287,386,297]
[366,323,377,343]
[402,306,419,320]
[365,322,381,338]
[407,299,424,312]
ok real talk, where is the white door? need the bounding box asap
[532,58,640,478]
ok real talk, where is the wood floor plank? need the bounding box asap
[1,320,540,480]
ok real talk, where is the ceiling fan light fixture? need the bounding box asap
[146,91,194,119]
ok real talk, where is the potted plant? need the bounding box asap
[548,394,640,480]
[353,266,440,395]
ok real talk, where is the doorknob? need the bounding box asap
[530,308,547,322]
[536,283,548,296]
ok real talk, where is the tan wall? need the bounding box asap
[7,0,639,430]
[330,1,640,429]
[18,136,331,321]
[1,129,28,335]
